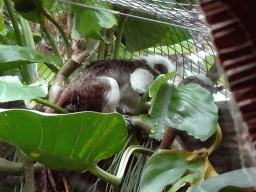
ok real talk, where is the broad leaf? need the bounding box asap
[12,0,46,23]
[0,76,48,102]
[191,167,256,192]
[77,1,117,42]
[124,12,191,52]
[140,149,207,192]
[142,74,218,141]
[0,45,62,71]
[0,109,127,170]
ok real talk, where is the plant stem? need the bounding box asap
[19,16,39,84]
[159,128,178,149]
[88,146,154,185]
[43,10,72,58]
[33,98,70,114]
[113,15,126,59]
[0,157,44,175]
[134,89,150,116]
[208,124,222,155]
[98,29,106,60]
[37,12,62,62]
[23,155,36,192]
[130,116,152,134]
[3,0,24,46]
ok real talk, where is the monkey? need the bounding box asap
[48,55,175,116]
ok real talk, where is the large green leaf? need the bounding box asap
[0,45,62,71]
[77,1,117,42]
[0,109,127,170]
[0,12,4,34]
[191,167,256,192]
[142,74,218,141]
[140,149,207,192]
[123,12,191,52]
[0,76,48,102]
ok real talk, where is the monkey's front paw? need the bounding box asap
[123,115,134,131]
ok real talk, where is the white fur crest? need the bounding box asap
[138,54,175,73]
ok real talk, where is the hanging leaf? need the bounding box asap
[142,74,218,141]
[77,1,117,42]
[123,12,191,52]
[12,0,41,23]
[0,76,48,102]
[191,167,256,192]
[0,45,62,72]
[0,109,127,170]
[140,149,208,192]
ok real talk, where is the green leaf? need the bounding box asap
[0,45,62,71]
[142,75,218,141]
[0,110,127,170]
[140,149,207,192]
[124,12,191,52]
[191,168,256,192]
[42,0,55,11]
[0,76,48,102]
[77,1,117,42]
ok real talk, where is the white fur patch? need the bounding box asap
[101,76,120,112]
[130,68,154,94]
[138,54,175,72]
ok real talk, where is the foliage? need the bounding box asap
[123,12,191,53]
[140,149,209,192]
[142,73,218,141]
[0,110,127,170]
[0,45,62,72]
[191,167,256,192]
[76,1,117,42]
[0,76,48,102]
[0,0,250,191]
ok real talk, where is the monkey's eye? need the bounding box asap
[154,64,168,74]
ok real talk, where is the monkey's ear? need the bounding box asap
[130,68,154,94]
[154,64,168,74]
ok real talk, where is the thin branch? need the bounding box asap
[113,15,127,59]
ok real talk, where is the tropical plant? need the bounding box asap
[0,0,254,192]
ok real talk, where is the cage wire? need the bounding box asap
[1,0,249,191]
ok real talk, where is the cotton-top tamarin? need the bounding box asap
[48,55,175,114]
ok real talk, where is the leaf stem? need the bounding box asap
[19,16,39,85]
[88,146,154,185]
[113,15,126,59]
[37,12,62,62]
[33,98,70,114]
[3,0,24,46]
[208,124,222,155]
[43,10,72,58]
[23,154,36,192]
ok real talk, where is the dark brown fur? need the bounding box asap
[48,59,159,113]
